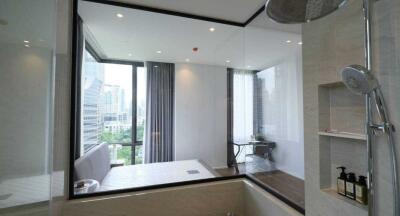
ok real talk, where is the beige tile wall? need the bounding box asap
[303,0,367,215]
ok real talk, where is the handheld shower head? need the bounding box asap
[341,64,379,95]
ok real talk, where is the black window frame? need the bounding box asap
[79,41,145,165]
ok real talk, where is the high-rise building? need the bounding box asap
[82,51,104,152]
[102,84,130,133]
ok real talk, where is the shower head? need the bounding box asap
[341,64,379,95]
[265,0,347,24]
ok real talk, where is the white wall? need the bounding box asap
[257,50,304,179]
[174,63,227,168]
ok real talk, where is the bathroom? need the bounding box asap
[0,0,399,216]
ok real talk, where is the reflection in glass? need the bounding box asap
[0,0,55,212]
[255,52,304,178]
[257,62,301,142]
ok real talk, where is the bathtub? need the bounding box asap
[63,178,303,216]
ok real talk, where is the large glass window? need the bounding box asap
[81,49,144,165]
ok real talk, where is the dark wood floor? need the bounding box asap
[215,163,305,210]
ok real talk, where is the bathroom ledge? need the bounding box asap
[247,174,305,214]
[321,188,368,212]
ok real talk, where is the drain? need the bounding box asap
[186,170,200,174]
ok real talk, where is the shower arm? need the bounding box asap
[368,87,399,216]
[363,0,374,216]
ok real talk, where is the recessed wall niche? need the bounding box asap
[318,82,368,210]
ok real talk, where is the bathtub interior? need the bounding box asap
[63,179,303,216]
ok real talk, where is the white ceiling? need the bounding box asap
[104,0,266,23]
[79,1,302,70]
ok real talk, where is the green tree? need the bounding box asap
[136,122,145,141]
[100,128,131,144]
[101,128,145,165]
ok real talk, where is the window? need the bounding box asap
[81,50,105,153]
[232,70,255,163]
[80,49,145,165]
[135,67,146,164]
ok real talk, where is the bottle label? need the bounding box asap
[355,185,362,201]
[337,179,346,195]
[346,182,355,199]
[355,185,367,204]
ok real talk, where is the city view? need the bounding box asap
[82,50,146,165]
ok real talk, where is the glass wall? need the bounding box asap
[0,0,55,214]
[72,0,304,198]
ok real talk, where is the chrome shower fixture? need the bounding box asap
[265,0,346,24]
[342,65,379,95]
[341,65,393,133]
[341,64,399,216]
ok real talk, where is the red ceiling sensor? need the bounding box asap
[192,47,198,52]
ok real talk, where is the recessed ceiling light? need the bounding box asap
[226,60,231,63]
[116,13,124,18]
[23,40,30,43]
[298,41,303,45]
[154,65,159,68]
[185,58,190,62]
[286,40,292,43]
[24,44,30,48]
[247,65,252,68]
[156,50,162,54]
[209,27,215,32]
[128,53,132,56]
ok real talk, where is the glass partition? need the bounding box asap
[72,0,247,196]
[242,19,304,178]
[0,0,55,213]
[72,0,304,199]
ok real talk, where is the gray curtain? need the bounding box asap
[227,68,235,167]
[227,68,258,166]
[145,62,175,163]
[253,71,262,135]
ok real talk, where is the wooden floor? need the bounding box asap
[215,163,305,210]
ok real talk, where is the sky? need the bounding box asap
[103,64,147,108]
